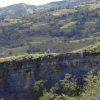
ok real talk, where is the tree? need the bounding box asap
[33,80,46,100]
[27,44,40,54]
[50,74,77,96]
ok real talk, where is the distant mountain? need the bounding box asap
[0,0,97,17]
[0,3,36,17]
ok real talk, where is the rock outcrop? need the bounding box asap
[0,52,100,100]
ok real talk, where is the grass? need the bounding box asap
[75,3,100,10]
[30,22,47,30]
[1,37,100,62]
[0,53,59,63]
[51,8,76,16]
[61,21,77,31]
[73,42,100,53]
[0,36,100,56]
[87,3,100,9]
[51,3,100,16]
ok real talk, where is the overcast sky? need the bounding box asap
[0,0,62,7]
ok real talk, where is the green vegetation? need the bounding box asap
[79,73,100,100]
[61,21,77,32]
[51,8,76,16]
[0,36,100,57]
[73,42,100,53]
[0,1,100,100]
[0,53,58,63]
[50,74,77,97]
[0,1,99,56]
[39,72,100,100]
[61,21,77,29]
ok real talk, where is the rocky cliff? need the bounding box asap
[0,52,100,100]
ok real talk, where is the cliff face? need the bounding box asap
[0,53,100,100]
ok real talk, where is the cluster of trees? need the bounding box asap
[27,44,40,54]
[32,70,100,100]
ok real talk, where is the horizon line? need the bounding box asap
[0,0,63,8]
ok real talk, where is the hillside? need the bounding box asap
[73,42,100,53]
[0,0,96,17]
[0,0,100,56]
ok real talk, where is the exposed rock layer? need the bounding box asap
[0,53,100,100]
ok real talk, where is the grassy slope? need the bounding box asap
[0,3,100,56]
[0,36,100,56]
[0,53,59,63]
[51,8,76,16]
[73,42,100,53]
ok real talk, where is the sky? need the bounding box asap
[0,0,62,7]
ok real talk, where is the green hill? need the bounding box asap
[0,1,100,56]
[73,42,100,53]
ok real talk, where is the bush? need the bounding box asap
[33,80,46,100]
[50,74,77,97]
